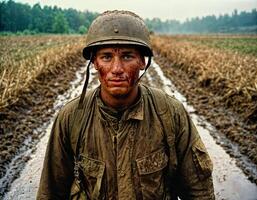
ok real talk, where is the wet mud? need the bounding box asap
[2,58,257,199]
[152,52,257,184]
[0,52,86,196]
[1,52,257,199]
[142,61,257,199]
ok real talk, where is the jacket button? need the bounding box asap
[114,124,119,130]
[119,170,125,177]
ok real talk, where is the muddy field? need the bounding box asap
[151,35,257,183]
[0,35,87,196]
[0,34,257,198]
[0,53,86,196]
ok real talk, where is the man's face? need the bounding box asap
[93,45,145,98]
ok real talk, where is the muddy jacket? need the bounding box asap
[37,85,214,200]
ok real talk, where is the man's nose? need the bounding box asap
[111,57,124,74]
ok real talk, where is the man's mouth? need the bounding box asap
[108,78,127,86]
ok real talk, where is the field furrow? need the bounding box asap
[151,34,257,171]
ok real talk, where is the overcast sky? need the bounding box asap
[16,0,257,21]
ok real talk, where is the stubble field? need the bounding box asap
[0,34,256,195]
[0,35,87,195]
[151,34,257,181]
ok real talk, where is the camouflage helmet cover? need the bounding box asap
[83,10,153,60]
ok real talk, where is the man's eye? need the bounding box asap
[101,55,111,61]
[123,55,133,60]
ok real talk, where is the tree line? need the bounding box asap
[1,0,257,34]
[146,9,257,34]
[0,0,98,34]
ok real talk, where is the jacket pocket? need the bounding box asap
[70,179,88,200]
[136,148,168,200]
[192,139,213,181]
[80,156,105,200]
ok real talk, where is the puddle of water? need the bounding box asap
[3,64,99,200]
[2,123,52,200]
[3,60,257,200]
[151,60,257,200]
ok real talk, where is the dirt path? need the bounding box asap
[2,61,257,199]
[143,61,257,199]
[152,52,257,184]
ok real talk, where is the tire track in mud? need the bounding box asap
[152,52,257,183]
[2,65,99,200]
[142,60,257,199]
[3,61,257,199]
[0,58,91,198]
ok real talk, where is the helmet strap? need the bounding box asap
[78,54,151,109]
[137,56,152,83]
[78,53,93,109]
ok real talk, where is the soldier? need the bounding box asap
[37,10,214,200]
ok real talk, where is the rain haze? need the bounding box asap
[1,0,257,199]
[16,0,257,21]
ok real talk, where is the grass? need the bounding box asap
[194,37,257,57]
[0,34,86,109]
[160,34,257,57]
[0,35,84,72]
[151,34,257,124]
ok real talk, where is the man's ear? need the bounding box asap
[139,56,146,70]
[93,58,99,70]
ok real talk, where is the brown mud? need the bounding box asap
[0,51,86,196]
[0,46,256,198]
[1,58,257,199]
[153,52,257,184]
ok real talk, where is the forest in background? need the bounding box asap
[0,0,257,34]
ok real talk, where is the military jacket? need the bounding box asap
[37,85,214,200]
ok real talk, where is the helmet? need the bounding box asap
[78,10,152,109]
[82,10,153,60]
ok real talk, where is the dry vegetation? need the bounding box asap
[0,35,87,189]
[0,34,257,186]
[152,35,257,127]
[0,35,86,110]
[151,35,257,173]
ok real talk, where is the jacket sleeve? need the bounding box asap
[166,98,215,199]
[37,106,75,200]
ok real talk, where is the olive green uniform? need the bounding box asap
[37,85,214,200]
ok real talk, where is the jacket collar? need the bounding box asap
[96,85,144,121]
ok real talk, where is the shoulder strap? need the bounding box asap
[70,88,97,157]
[144,86,168,115]
[146,86,179,198]
[147,85,176,139]
[146,86,178,164]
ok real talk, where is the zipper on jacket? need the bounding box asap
[113,134,118,198]
[113,135,117,159]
